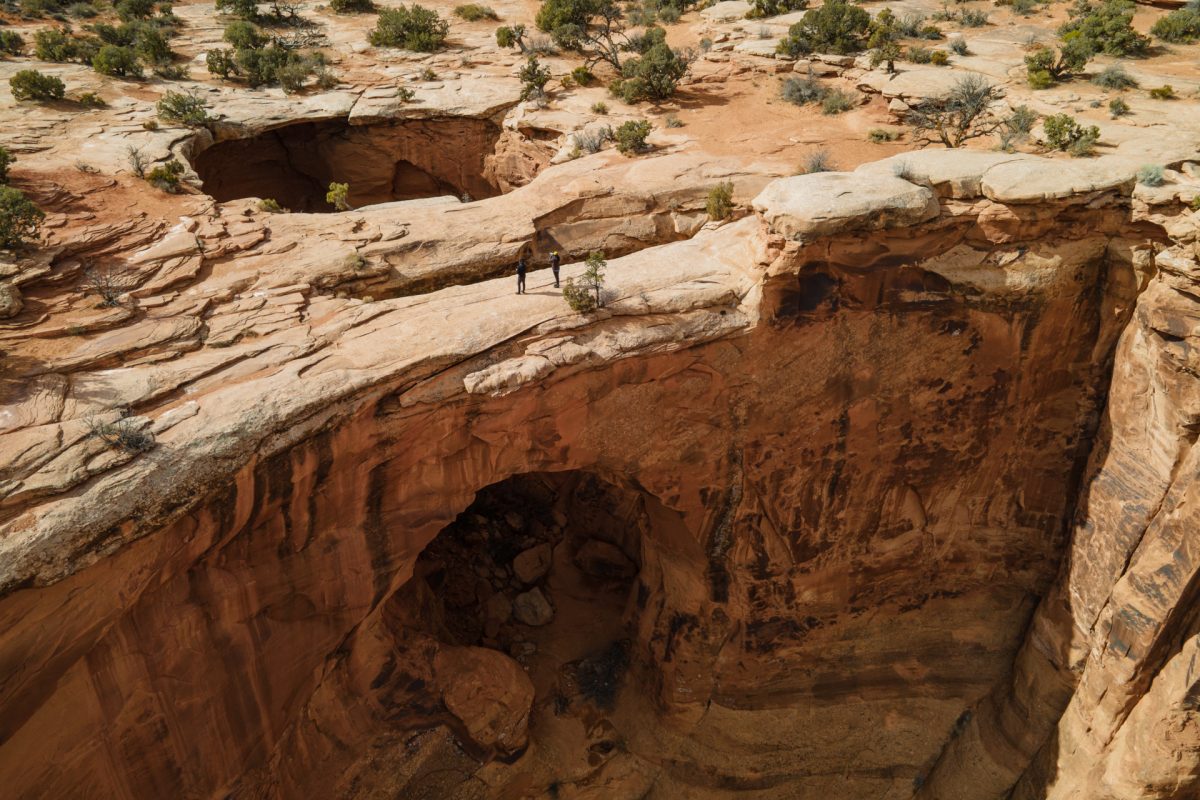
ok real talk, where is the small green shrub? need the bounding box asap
[454,3,497,20]
[781,74,826,105]
[613,119,652,155]
[115,0,155,21]
[146,159,185,192]
[1108,96,1129,117]
[562,250,606,312]
[777,0,870,56]
[798,148,833,174]
[330,0,374,11]
[665,114,683,128]
[89,416,155,452]
[326,181,350,210]
[518,54,551,100]
[590,100,608,114]
[571,65,593,85]
[223,20,266,49]
[495,23,525,49]
[67,2,99,17]
[258,198,284,211]
[156,90,209,126]
[820,88,856,114]
[0,30,25,56]
[929,49,949,65]
[9,69,66,101]
[369,5,449,51]
[746,0,807,18]
[0,186,45,248]
[206,48,239,79]
[609,41,690,103]
[1091,63,1137,90]
[949,37,968,55]
[0,147,12,183]
[1042,113,1100,156]
[1149,85,1175,100]
[92,44,142,77]
[959,9,988,26]
[706,180,734,220]
[1136,164,1165,187]
[867,127,899,142]
[76,91,107,107]
[1151,7,1200,42]
[1060,0,1149,58]
[907,45,933,64]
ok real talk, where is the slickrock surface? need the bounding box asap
[1,0,1200,798]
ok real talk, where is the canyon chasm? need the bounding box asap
[1,0,1200,798]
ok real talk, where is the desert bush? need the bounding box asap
[1024,40,1092,87]
[572,65,593,84]
[146,159,185,192]
[949,36,968,55]
[156,89,209,125]
[206,47,238,78]
[820,88,856,114]
[1042,112,1100,155]
[1151,6,1200,42]
[326,181,350,210]
[88,416,154,452]
[590,100,608,113]
[214,0,259,19]
[331,0,374,10]
[571,125,611,155]
[67,1,100,17]
[908,73,1002,148]
[867,127,899,142]
[1060,0,1148,57]
[454,3,496,20]
[369,5,449,51]
[0,30,24,55]
[258,198,284,211]
[495,23,526,49]
[1091,62,1137,89]
[33,28,98,62]
[125,145,146,177]
[746,0,806,18]
[930,49,949,65]
[92,43,141,76]
[0,147,12,184]
[1136,164,1165,186]
[960,8,988,26]
[665,114,683,127]
[534,0,593,45]
[81,265,129,306]
[777,0,870,56]
[706,180,734,220]
[1149,84,1175,99]
[0,186,45,248]
[798,148,833,173]
[115,0,154,21]
[562,250,606,312]
[781,73,827,105]
[907,45,933,63]
[1108,96,1130,116]
[609,40,691,102]
[224,19,266,48]
[9,69,66,100]
[518,54,551,99]
[613,118,652,154]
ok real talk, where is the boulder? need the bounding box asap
[574,540,637,580]
[512,543,552,584]
[436,646,534,755]
[513,588,554,626]
[752,172,940,238]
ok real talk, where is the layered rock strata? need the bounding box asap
[0,151,1198,799]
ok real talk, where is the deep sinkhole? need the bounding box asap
[190,116,504,212]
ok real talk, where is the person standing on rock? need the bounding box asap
[549,251,561,288]
[516,254,527,295]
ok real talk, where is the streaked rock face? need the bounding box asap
[7,147,1200,799]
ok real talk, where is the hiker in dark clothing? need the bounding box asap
[516,255,527,294]
[549,251,561,288]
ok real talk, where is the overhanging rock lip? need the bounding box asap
[751,172,940,239]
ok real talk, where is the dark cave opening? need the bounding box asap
[190,116,504,213]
